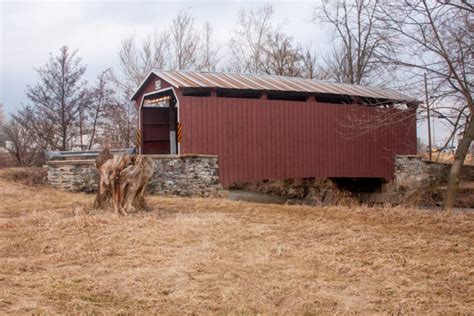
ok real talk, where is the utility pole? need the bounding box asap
[424,74,432,161]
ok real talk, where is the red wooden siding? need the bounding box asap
[179,96,416,187]
[133,75,175,109]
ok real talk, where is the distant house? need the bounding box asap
[131,71,418,187]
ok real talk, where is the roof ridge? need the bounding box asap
[154,69,404,92]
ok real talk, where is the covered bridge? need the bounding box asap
[131,71,418,188]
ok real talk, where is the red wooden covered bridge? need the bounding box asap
[131,71,418,188]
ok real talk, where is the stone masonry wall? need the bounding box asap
[148,155,221,197]
[46,155,222,196]
[47,160,98,193]
[392,155,474,191]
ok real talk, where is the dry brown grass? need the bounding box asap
[420,151,474,166]
[1,169,473,314]
[0,167,47,186]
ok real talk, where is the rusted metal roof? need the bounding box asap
[149,70,417,103]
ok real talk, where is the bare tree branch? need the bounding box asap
[170,9,199,70]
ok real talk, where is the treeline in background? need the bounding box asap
[0,1,472,169]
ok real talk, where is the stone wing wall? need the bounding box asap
[46,155,222,197]
[393,155,474,191]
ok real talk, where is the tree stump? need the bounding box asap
[93,148,113,209]
[94,150,154,215]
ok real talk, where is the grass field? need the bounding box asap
[1,169,473,314]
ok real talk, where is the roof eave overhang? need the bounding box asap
[130,70,180,101]
[131,70,420,105]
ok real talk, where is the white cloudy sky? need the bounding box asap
[0,0,449,145]
[1,0,320,112]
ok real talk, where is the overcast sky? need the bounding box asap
[0,0,449,146]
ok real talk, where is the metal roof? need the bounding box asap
[134,70,417,103]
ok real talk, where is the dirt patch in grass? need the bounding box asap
[0,170,473,314]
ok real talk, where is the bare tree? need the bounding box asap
[229,4,319,78]
[101,96,137,149]
[3,122,35,166]
[170,10,199,70]
[376,0,473,210]
[301,43,320,79]
[198,21,221,71]
[4,107,47,166]
[109,32,170,149]
[317,44,354,82]
[261,32,303,77]
[77,92,92,150]
[115,32,170,96]
[229,4,275,74]
[87,69,114,150]
[314,0,392,85]
[25,46,89,151]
